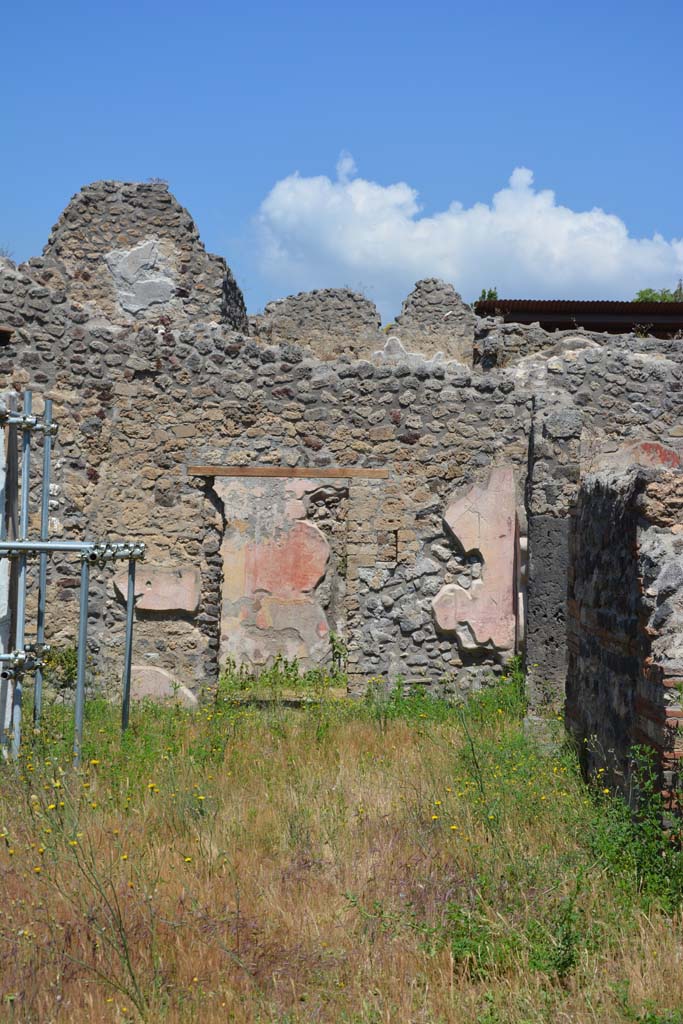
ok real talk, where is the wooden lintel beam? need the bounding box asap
[188,465,389,480]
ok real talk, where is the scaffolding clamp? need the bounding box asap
[5,413,39,431]
[82,541,146,567]
[35,421,59,438]
[1,545,30,560]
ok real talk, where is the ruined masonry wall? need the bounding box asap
[566,466,683,798]
[392,279,477,363]
[0,283,533,693]
[38,181,247,329]
[250,288,382,360]
[1,180,683,704]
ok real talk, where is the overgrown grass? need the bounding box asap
[0,664,682,1023]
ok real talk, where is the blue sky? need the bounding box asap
[2,0,682,319]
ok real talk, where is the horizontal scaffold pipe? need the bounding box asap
[0,540,145,559]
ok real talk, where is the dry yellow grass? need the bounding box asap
[0,683,681,1023]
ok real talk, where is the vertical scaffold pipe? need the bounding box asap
[0,394,18,750]
[72,555,90,768]
[11,391,32,759]
[34,399,53,726]
[121,558,136,733]
[6,393,19,545]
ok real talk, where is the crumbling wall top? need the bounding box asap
[39,180,248,330]
[250,287,382,360]
[395,278,473,327]
[391,279,477,362]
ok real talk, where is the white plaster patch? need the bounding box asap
[105,239,176,314]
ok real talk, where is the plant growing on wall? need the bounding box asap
[43,645,79,691]
[329,631,348,672]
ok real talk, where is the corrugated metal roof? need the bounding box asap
[475,299,683,315]
[474,300,683,337]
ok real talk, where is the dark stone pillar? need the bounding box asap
[524,394,582,711]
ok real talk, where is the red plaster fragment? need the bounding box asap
[245,520,329,598]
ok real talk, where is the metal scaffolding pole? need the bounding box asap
[120,558,137,733]
[72,556,90,767]
[0,389,145,760]
[0,399,12,750]
[11,391,32,759]
[0,541,91,553]
[33,399,52,725]
[0,540,145,558]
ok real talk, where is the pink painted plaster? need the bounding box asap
[244,520,329,597]
[432,466,517,653]
[217,478,332,669]
[113,566,201,613]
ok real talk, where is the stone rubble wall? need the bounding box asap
[474,323,599,369]
[1,180,683,706]
[250,288,382,360]
[188,345,532,692]
[566,463,683,799]
[0,269,533,697]
[391,279,478,363]
[37,181,248,329]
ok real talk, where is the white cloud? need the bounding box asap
[335,150,357,184]
[256,156,683,320]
